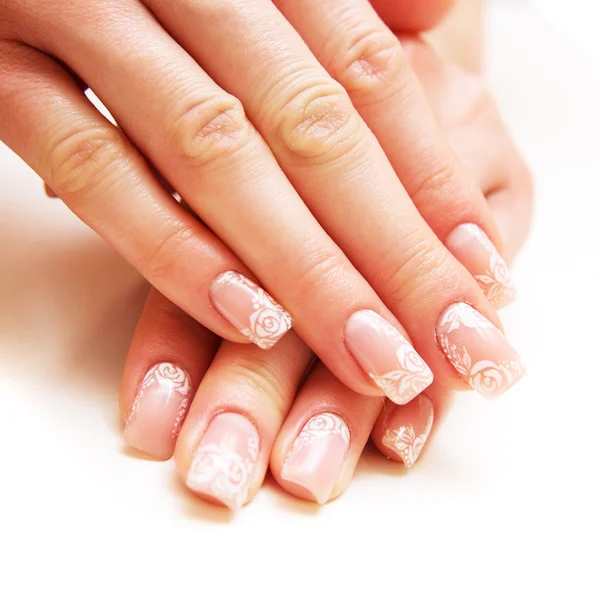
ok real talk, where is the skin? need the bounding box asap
[121,36,533,507]
[0,0,511,400]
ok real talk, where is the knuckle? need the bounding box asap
[334,28,405,98]
[48,126,124,197]
[382,240,451,304]
[138,221,198,282]
[226,357,289,417]
[275,80,362,162]
[293,251,349,304]
[171,94,252,167]
[409,159,460,206]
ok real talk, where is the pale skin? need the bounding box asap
[0,0,517,403]
[119,12,534,507]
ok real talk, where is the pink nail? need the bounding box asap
[344,310,433,405]
[123,363,191,460]
[186,413,259,511]
[281,413,350,505]
[210,271,293,350]
[382,395,434,468]
[437,302,525,399]
[446,223,517,309]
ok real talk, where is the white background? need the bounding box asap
[0,2,598,598]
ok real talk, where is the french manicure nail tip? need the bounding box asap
[345,310,433,405]
[210,271,293,350]
[123,363,191,458]
[186,413,259,511]
[446,223,517,309]
[281,413,350,505]
[382,396,434,468]
[437,302,526,399]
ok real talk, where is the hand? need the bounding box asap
[119,37,533,508]
[0,0,520,405]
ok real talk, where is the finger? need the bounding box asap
[401,34,531,291]
[271,362,383,504]
[275,3,515,308]
[0,41,278,347]
[174,334,313,511]
[27,1,433,401]
[119,288,220,460]
[371,0,457,32]
[372,383,455,467]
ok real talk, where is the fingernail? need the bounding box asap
[210,271,293,350]
[123,363,191,460]
[281,413,350,505]
[382,395,434,468]
[344,310,433,405]
[437,302,526,399]
[446,223,517,309]
[186,413,259,511]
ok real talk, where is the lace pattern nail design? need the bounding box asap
[370,343,434,405]
[365,316,433,404]
[285,413,350,464]
[383,411,433,469]
[187,425,259,511]
[125,363,191,437]
[216,272,293,350]
[438,303,525,399]
[468,224,517,307]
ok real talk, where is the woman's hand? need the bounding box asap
[120,37,533,508]
[0,0,521,405]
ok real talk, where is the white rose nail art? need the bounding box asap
[469,225,517,308]
[382,395,434,468]
[210,271,293,350]
[186,413,260,511]
[437,303,525,399]
[446,223,517,309]
[345,310,433,406]
[281,413,350,505]
[125,362,191,440]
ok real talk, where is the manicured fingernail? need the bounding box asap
[123,363,191,460]
[344,310,433,405]
[210,271,293,350]
[382,395,434,468]
[281,413,350,505]
[186,413,259,511]
[446,223,517,309]
[437,302,525,399]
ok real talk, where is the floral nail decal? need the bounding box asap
[210,271,293,350]
[240,285,292,350]
[345,310,433,405]
[383,419,432,468]
[446,223,517,309]
[186,413,259,511]
[281,413,350,505]
[468,225,517,308]
[369,344,435,406]
[285,413,350,463]
[437,303,525,399]
[124,362,191,440]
